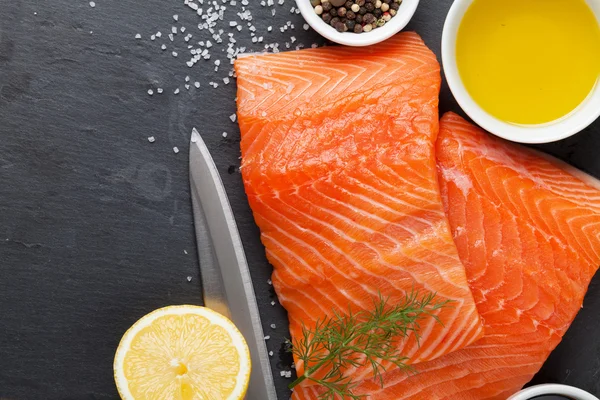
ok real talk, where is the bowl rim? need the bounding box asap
[296,0,420,47]
[507,384,600,400]
[441,0,600,144]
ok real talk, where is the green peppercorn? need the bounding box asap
[354,23,363,33]
[355,14,363,23]
[377,18,385,26]
[322,1,333,11]
[322,12,333,22]
[337,7,347,17]
[346,10,356,19]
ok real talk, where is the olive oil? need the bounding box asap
[456,0,600,125]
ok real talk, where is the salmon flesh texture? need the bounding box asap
[294,113,600,399]
[235,32,484,384]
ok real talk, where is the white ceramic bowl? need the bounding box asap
[508,384,599,400]
[296,0,419,47]
[441,0,600,144]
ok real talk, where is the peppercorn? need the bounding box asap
[335,21,347,32]
[311,0,321,5]
[365,3,375,11]
[315,5,324,14]
[346,10,356,19]
[389,8,396,16]
[345,0,353,7]
[354,23,363,33]
[356,0,365,4]
[380,2,389,11]
[373,8,382,17]
[355,14,363,23]
[351,3,360,12]
[366,0,376,3]
[382,0,391,3]
[337,7,347,17]
[377,18,385,26]
[330,16,340,26]
[363,13,376,24]
[322,12,332,22]
[345,19,356,30]
[382,11,391,21]
[375,0,382,8]
[359,6,367,14]
[363,24,373,32]
[390,2,399,10]
[322,1,333,11]
[329,0,346,6]
[330,8,338,16]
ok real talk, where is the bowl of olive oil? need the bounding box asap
[442,0,600,143]
[507,384,599,400]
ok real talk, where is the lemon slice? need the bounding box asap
[114,305,251,400]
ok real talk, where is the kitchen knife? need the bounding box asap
[189,128,277,400]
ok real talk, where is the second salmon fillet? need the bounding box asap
[235,33,483,380]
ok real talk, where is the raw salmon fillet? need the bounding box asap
[294,113,600,399]
[235,33,483,382]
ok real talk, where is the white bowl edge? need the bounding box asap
[441,0,600,144]
[507,384,599,400]
[296,0,420,47]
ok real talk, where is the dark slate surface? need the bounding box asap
[0,0,598,399]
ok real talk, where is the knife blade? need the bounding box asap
[189,128,277,400]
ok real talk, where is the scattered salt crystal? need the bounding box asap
[89,1,95,7]
[194,81,200,88]
[171,26,178,34]
[269,351,273,357]
[161,44,167,50]
[284,371,292,378]
[180,26,186,33]
[229,21,237,27]
[173,147,180,154]
[271,301,276,306]
[303,24,309,31]
[185,76,190,82]
[172,51,178,57]
[184,249,188,254]
[280,371,285,377]
[148,136,155,143]
[135,33,141,39]
[173,14,179,21]
[270,323,276,329]
[185,84,190,90]
[157,88,163,94]
[264,335,270,340]
[147,89,154,96]
[222,132,228,138]
[267,26,272,32]
[174,88,180,94]
[229,114,237,122]
[186,276,192,282]
[267,279,272,285]
[168,33,174,41]
[156,31,162,38]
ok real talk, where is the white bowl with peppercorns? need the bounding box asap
[297,0,419,46]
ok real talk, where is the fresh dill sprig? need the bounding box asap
[288,290,452,399]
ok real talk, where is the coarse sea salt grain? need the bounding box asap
[269,351,274,357]
[194,81,200,88]
[230,114,237,122]
[157,88,163,93]
[161,44,167,50]
[135,33,141,39]
[89,1,95,7]
[187,276,192,282]
[271,301,276,306]
[222,132,228,137]
[270,323,276,329]
[147,89,154,95]
[264,335,270,340]
[174,88,180,94]
[148,136,155,143]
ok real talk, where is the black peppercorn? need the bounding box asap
[363,13,376,24]
[330,8,338,16]
[335,21,347,32]
[345,0,353,7]
[322,12,332,22]
[330,16,340,26]
[356,0,365,5]
[322,1,333,11]
[373,8,382,17]
[346,10,356,19]
[329,0,346,6]
[337,7,347,17]
[354,23,363,33]
[355,14,363,23]
[345,19,356,30]
[359,6,367,14]
[365,3,375,11]
[390,2,400,10]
